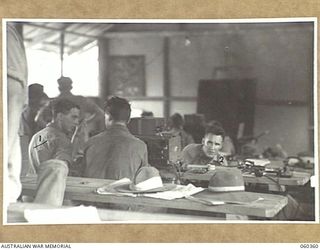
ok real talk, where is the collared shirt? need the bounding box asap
[181,144,227,167]
[83,124,148,180]
[28,122,73,174]
[56,93,105,155]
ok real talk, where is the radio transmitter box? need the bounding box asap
[136,134,181,167]
[128,117,166,136]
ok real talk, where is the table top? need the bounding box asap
[21,175,288,219]
[6,202,219,223]
[180,168,312,187]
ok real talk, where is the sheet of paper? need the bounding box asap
[24,205,101,224]
[143,184,204,200]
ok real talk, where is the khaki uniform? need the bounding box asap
[29,122,73,173]
[84,124,148,180]
[181,144,228,167]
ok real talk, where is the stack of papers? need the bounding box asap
[144,184,204,200]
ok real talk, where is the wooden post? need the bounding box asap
[98,38,110,101]
[60,32,64,76]
[163,37,170,119]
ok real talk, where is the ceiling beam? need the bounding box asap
[26,30,60,46]
[24,23,114,39]
[24,22,312,40]
[67,39,96,55]
[101,25,313,39]
[40,41,77,49]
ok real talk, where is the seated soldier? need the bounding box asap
[57,76,105,139]
[206,120,235,156]
[35,76,105,157]
[181,124,228,169]
[83,96,148,180]
[28,99,81,206]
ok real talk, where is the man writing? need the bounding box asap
[83,96,148,180]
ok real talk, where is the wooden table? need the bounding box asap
[180,168,312,192]
[21,175,288,220]
[6,202,220,223]
[291,166,314,175]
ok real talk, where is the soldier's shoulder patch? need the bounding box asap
[33,133,49,150]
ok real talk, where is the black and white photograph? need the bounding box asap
[3,18,318,225]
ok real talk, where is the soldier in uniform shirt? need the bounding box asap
[28,99,81,206]
[181,124,228,169]
[83,96,148,181]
